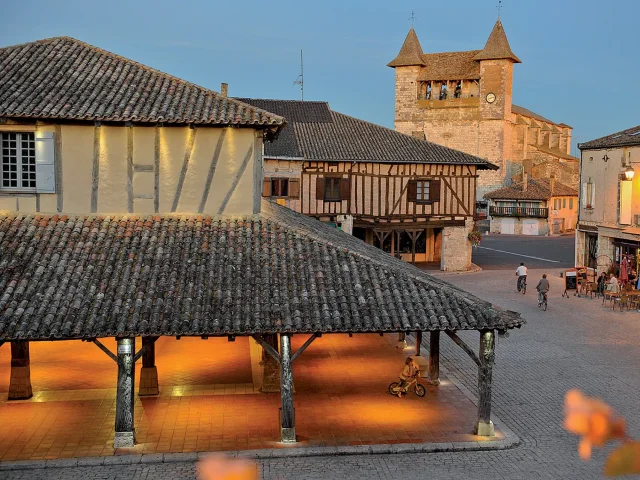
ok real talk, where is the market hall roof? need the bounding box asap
[0,36,285,134]
[237,98,498,169]
[483,178,577,201]
[579,125,640,150]
[0,201,522,341]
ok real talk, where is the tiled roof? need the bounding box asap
[0,37,285,131]
[472,20,521,63]
[417,51,481,81]
[387,28,425,67]
[579,125,640,150]
[239,98,497,169]
[484,178,577,201]
[0,201,523,341]
[512,105,556,126]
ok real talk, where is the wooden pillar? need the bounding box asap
[261,334,281,393]
[427,331,440,386]
[279,333,295,443]
[8,341,32,400]
[475,330,496,436]
[139,337,159,396]
[114,338,136,448]
[397,331,407,350]
[415,331,423,355]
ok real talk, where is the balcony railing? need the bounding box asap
[490,206,548,218]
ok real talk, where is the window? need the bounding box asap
[582,181,595,209]
[324,177,341,201]
[416,181,430,201]
[271,178,289,197]
[569,198,574,209]
[562,198,566,208]
[408,179,440,203]
[1,132,36,190]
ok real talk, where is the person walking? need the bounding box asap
[536,274,550,306]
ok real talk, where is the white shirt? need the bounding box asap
[516,266,528,277]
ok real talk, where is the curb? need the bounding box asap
[430,263,483,276]
[0,435,520,472]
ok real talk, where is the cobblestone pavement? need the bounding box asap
[4,269,640,479]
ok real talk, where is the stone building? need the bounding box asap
[239,98,496,271]
[387,20,579,211]
[484,175,577,236]
[575,125,639,274]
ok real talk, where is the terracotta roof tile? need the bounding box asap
[0,201,522,340]
[484,178,577,201]
[417,51,481,81]
[0,37,285,130]
[387,28,425,67]
[239,98,497,169]
[472,20,521,63]
[579,125,640,150]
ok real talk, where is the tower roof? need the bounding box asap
[387,28,425,67]
[473,20,521,63]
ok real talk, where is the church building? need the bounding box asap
[388,19,579,219]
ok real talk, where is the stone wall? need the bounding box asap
[440,219,474,271]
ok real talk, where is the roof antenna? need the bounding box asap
[409,11,416,27]
[497,0,502,19]
[293,49,304,101]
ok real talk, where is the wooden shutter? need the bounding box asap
[288,178,300,198]
[340,177,351,200]
[35,131,55,193]
[262,177,271,197]
[429,179,441,202]
[316,177,325,200]
[407,180,417,201]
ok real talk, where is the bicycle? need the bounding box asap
[517,276,527,294]
[388,376,426,398]
[538,291,548,311]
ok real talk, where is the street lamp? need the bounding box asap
[624,166,635,181]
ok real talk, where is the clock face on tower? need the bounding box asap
[486,93,496,104]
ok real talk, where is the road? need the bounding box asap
[472,234,575,270]
[5,267,640,479]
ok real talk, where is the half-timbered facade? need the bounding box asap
[240,98,496,271]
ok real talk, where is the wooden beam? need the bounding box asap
[280,334,296,443]
[114,338,136,447]
[415,331,423,355]
[134,336,158,363]
[253,335,280,364]
[290,333,319,363]
[445,331,480,367]
[92,339,117,363]
[8,341,32,400]
[476,330,496,436]
[428,331,440,385]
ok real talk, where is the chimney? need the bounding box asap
[550,176,556,196]
[220,83,228,97]
[523,172,528,192]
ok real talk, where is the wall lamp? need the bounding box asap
[624,166,635,181]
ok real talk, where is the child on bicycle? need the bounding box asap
[536,274,550,306]
[397,357,419,397]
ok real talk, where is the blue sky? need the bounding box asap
[1,0,638,153]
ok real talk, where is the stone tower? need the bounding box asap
[388,20,522,197]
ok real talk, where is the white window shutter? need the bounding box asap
[581,183,586,208]
[592,184,595,207]
[35,131,55,193]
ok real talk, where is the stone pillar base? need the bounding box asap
[396,340,407,350]
[114,430,136,448]
[475,420,495,437]
[426,377,441,386]
[261,357,281,393]
[411,355,429,378]
[8,366,32,400]
[138,366,159,396]
[280,427,296,443]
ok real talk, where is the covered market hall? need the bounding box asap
[0,201,523,453]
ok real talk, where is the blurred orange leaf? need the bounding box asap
[197,455,258,480]
[604,442,640,477]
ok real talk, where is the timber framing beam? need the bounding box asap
[134,337,158,363]
[290,333,320,363]
[92,339,117,363]
[445,331,481,367]
[253,335,280,363]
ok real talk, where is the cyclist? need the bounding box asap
[516,262,528,292]
[536,274,550,306]
[397,357,419,398]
